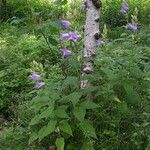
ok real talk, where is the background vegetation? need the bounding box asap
[0,0,149,149]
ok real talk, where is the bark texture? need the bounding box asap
[81,0,101,88]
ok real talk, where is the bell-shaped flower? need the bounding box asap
[30,72,40,81]
[120,1,129,15]
[61,48,72,57]
[35,82,45,89]
[61,20,71,29]
[96,39,105,46]
[127,23,138,31]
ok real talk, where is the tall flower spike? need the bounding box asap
[61,48,72,57]
[61,20,71,29]
[30,72,40,81]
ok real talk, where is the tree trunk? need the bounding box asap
[81,0,101,88]
[0,0,6,6]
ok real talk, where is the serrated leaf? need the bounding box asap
[54,108,69,119]
[63,76,79,87]
[55,137,65,150]
[38,120,57,141]
[61,92,81,107]
[60,121,73,136]
[30,107,54,126]
[30,114,41,126]
[80,120,97,139]
[73,107,86,122]
[80,101,99,109]
[123,83,140,104]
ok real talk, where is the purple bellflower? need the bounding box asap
[127,23,138,31]
[60,32,80,42]
[61,20,71,29]
[31,72,40,81]
[35,82,45,89]
[61,48,72,57]
[120,1,129,15]
[96,39,105,46]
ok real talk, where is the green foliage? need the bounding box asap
[0,0,150,150]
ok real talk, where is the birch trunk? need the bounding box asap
[81,0,101,88]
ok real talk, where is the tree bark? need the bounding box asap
[0,0,6,6]
[81,0,101,88]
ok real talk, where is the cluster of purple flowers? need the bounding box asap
[120,1,138,32]
[60,19,80,57]
[30,72,45,89]
[120,1,129,15]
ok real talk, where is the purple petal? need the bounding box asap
[96,39,105,46]
[61,48,72,57]
[30,72,40,81]
[68,32,80,42]
[61,20,71,29]
[60,33,70,40]
[127,23,138,31]
[120,2,128,15]
[35,82,45,89]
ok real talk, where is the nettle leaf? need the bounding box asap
[123,83,141,104]
[61,92,81,107]
[30,106,54,126]
[55,137,65,150]
[80,120,97,139]
[63,76,79,87]
[38,120,57,141]
[80,101,99,109]
[30,96,49,112]
[54,108,69,119]
[73,106,86,122]
[60,120,73,136]
[81,86,98,96]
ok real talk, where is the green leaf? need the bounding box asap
[73,106,86,122]
[38,120,57,141]
[80,101,99,109]
[29,132,38,143]
[54,108,69,119]
[30,114,41,126]
[61,92,81,107]
[48,36,59,46]
[63,76,79,87]
[80,120,97,139]
[81,140,94,150]
[60,121,73,136]
[123,83,140,104]
[55,137,65,150]
[30,107,54,126]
